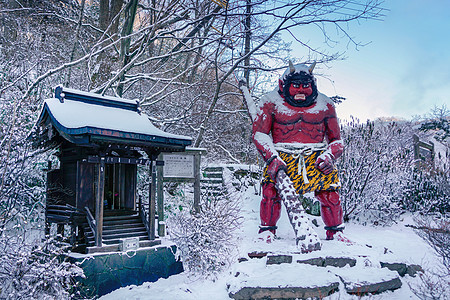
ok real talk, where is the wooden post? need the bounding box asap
[70,225,76,245]
[193,152,201,214]
[413,134,420,161]
[44,160,52,237]
[156,154,165,236]
[430,141,435,166]
[95,156,105,247]
[57,224,64,237]
[148,160,156,240]
[413,134,435,168]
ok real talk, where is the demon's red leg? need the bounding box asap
[259,182,282,234]
[315,190,344,240]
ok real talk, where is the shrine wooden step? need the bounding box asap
[85,226,147,237]
[102,216,141,225]
[102,223,146,231]
[86,231,150,245]
[83,209,152,249]
[103,213,140,221]
[85,225,148,236]
[103,209,136,216]
[103,222,145,232]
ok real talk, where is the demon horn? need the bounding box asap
[289,60,295,73]
[308,61,316,74]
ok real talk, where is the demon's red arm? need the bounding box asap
[315,103,344,174]
[252,101,287,180]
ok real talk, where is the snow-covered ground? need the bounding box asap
[100,182,442,300]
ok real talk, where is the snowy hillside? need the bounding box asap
[100,181,443,300]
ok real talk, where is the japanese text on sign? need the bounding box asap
[163,154,194,179]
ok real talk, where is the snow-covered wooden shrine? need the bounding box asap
[32,86,192,254]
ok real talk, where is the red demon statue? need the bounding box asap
[252,61,346,243]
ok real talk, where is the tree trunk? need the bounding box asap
[93,0,124,91]
[117,0,139,96]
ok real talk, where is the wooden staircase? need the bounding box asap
[201,167,225,197]
[83,209,160,253]
[201,165,260,196]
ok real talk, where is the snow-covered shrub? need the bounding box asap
[409,270,450,300]
[0,98,83,299]
[162,183,193,218]
[419,104,450,145]
[166,182,241,278]
[0,234,84,299]
[403,105,450,214]
[414,216,450,271]
[337,119,415,225]
[221,165,261,193]
[409,215,450,300]
[400,167,450,214]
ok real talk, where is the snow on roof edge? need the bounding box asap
[41,98,192,143]
[55,85,139,105]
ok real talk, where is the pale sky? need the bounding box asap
[289,0,450,122]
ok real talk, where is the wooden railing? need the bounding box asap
[46,204,84,224]
[85,206,97,243]
[138,195,152,240]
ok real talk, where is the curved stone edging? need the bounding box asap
[342,276,402,295]
[231,254,418,298]
[229,282,340,300]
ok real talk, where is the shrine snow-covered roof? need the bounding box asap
[36,86,192,149]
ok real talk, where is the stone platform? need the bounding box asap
[65,244,183,297]
[228,253,422,299]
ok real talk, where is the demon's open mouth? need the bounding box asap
[294,94,306,101]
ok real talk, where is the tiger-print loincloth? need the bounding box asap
[263,151,340,194]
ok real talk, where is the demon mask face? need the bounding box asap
[278,61,318,107]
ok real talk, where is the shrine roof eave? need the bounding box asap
[37,100,192,150]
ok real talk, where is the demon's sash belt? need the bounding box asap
[263,143,341,194]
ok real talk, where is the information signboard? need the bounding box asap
[163,154,194,179]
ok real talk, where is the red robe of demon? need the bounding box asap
[252,62,345,241]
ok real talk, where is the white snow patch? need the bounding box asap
[253,131,278,158]
[100,175,442,300]
[305,93,335,115]
[44,98,191,141]
[228,263,338,294]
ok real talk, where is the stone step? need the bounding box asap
[203,166,224,173]
[230,285,339,300]
[333,267,402,295]
[200,178,223,185]
[380,261,424,277]
[248,254,422,277]
[228,263,340,300]
[230,254,418,299]
[202,172,223,179]
[297,256,356,268]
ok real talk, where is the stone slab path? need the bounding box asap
[228,253,422,299]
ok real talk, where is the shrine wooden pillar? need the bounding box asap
[156,157,165,237]
[193,152,201,214]
[95,156,105,247]
[148,160,156,240]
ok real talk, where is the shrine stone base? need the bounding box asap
[65,243,183,297]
